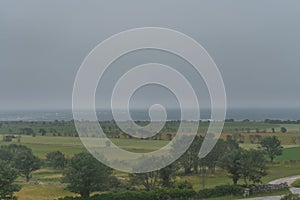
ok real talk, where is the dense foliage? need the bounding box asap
[0,160,21,199]
[62,152,112,198]
[219,148,267,186]
[58,185,245,200]
[46,150,66,169]
[260,136,283,162]
[0,144,41,182]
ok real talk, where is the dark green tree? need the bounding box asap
[39,128,47,136]
[271,128,275,133]
[260,136,283,162]
[62,152,112,198]
[0,160,21,199]
[219,149,242,185]
[159,163,178,187]
[0,144,41,182]
[46,151,66,169]
[129,156,170,190]
[14,149,41,182]
[129,171,160,191]
[176,136,203,174]
[239,149,267,186]
[219,148,267,186]
[107,176,121,191]
[202,139,229,173]
[280,127,287,133]
[0,146,14,162]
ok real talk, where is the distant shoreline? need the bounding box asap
[1,108,300,121]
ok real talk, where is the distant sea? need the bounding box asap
[1,108,300,121]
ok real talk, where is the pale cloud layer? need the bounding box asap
[1,0,300,110]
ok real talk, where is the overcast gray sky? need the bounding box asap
[1,0,300,110]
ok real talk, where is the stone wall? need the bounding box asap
[251,182,288,193]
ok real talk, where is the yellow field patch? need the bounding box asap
[15,184,77,200]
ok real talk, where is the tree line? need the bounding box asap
[61,135,282,198]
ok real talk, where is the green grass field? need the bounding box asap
[2,134,300,159]
[15,184,76,200]
[0,136,170,158]
[275,147,300,161]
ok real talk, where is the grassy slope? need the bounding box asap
[15,184,76,200]
[0,136,170,158]
[2,135,300,159]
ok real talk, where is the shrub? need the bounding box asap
[198,184,244,198]
[174,180,193,189]
[167,188,197,199]
[58,186,244,200]
[58,188,198,200]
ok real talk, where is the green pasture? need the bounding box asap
[0,136,170,158]
[275,147,300,161]
[1,134,300,159]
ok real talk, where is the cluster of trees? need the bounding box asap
[265,119,300,124]
[226,118,300,125]
[0,146,68,199]
[173,136,239,176]
[61,135,283,198]
[172,136,274,187]
[232,127,288,134]
[220,148,267,186]
[0,145,41,182]
[260,136,283,163]
[0,144,41,199]
[22,127,68,137]
[62,153,112,198]
[0,120,295,140]
[46,150,66,169]
[220,136,283,187]
[0,121,78,137]
[61,152,196,198]
[0,160,20,200]
[60,136,223,197]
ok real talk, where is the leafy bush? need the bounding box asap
[173,180,193,189]
[58,188,197,200]
[166,188,197,199]
[59,185,244,200]
[198,184,244,198]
